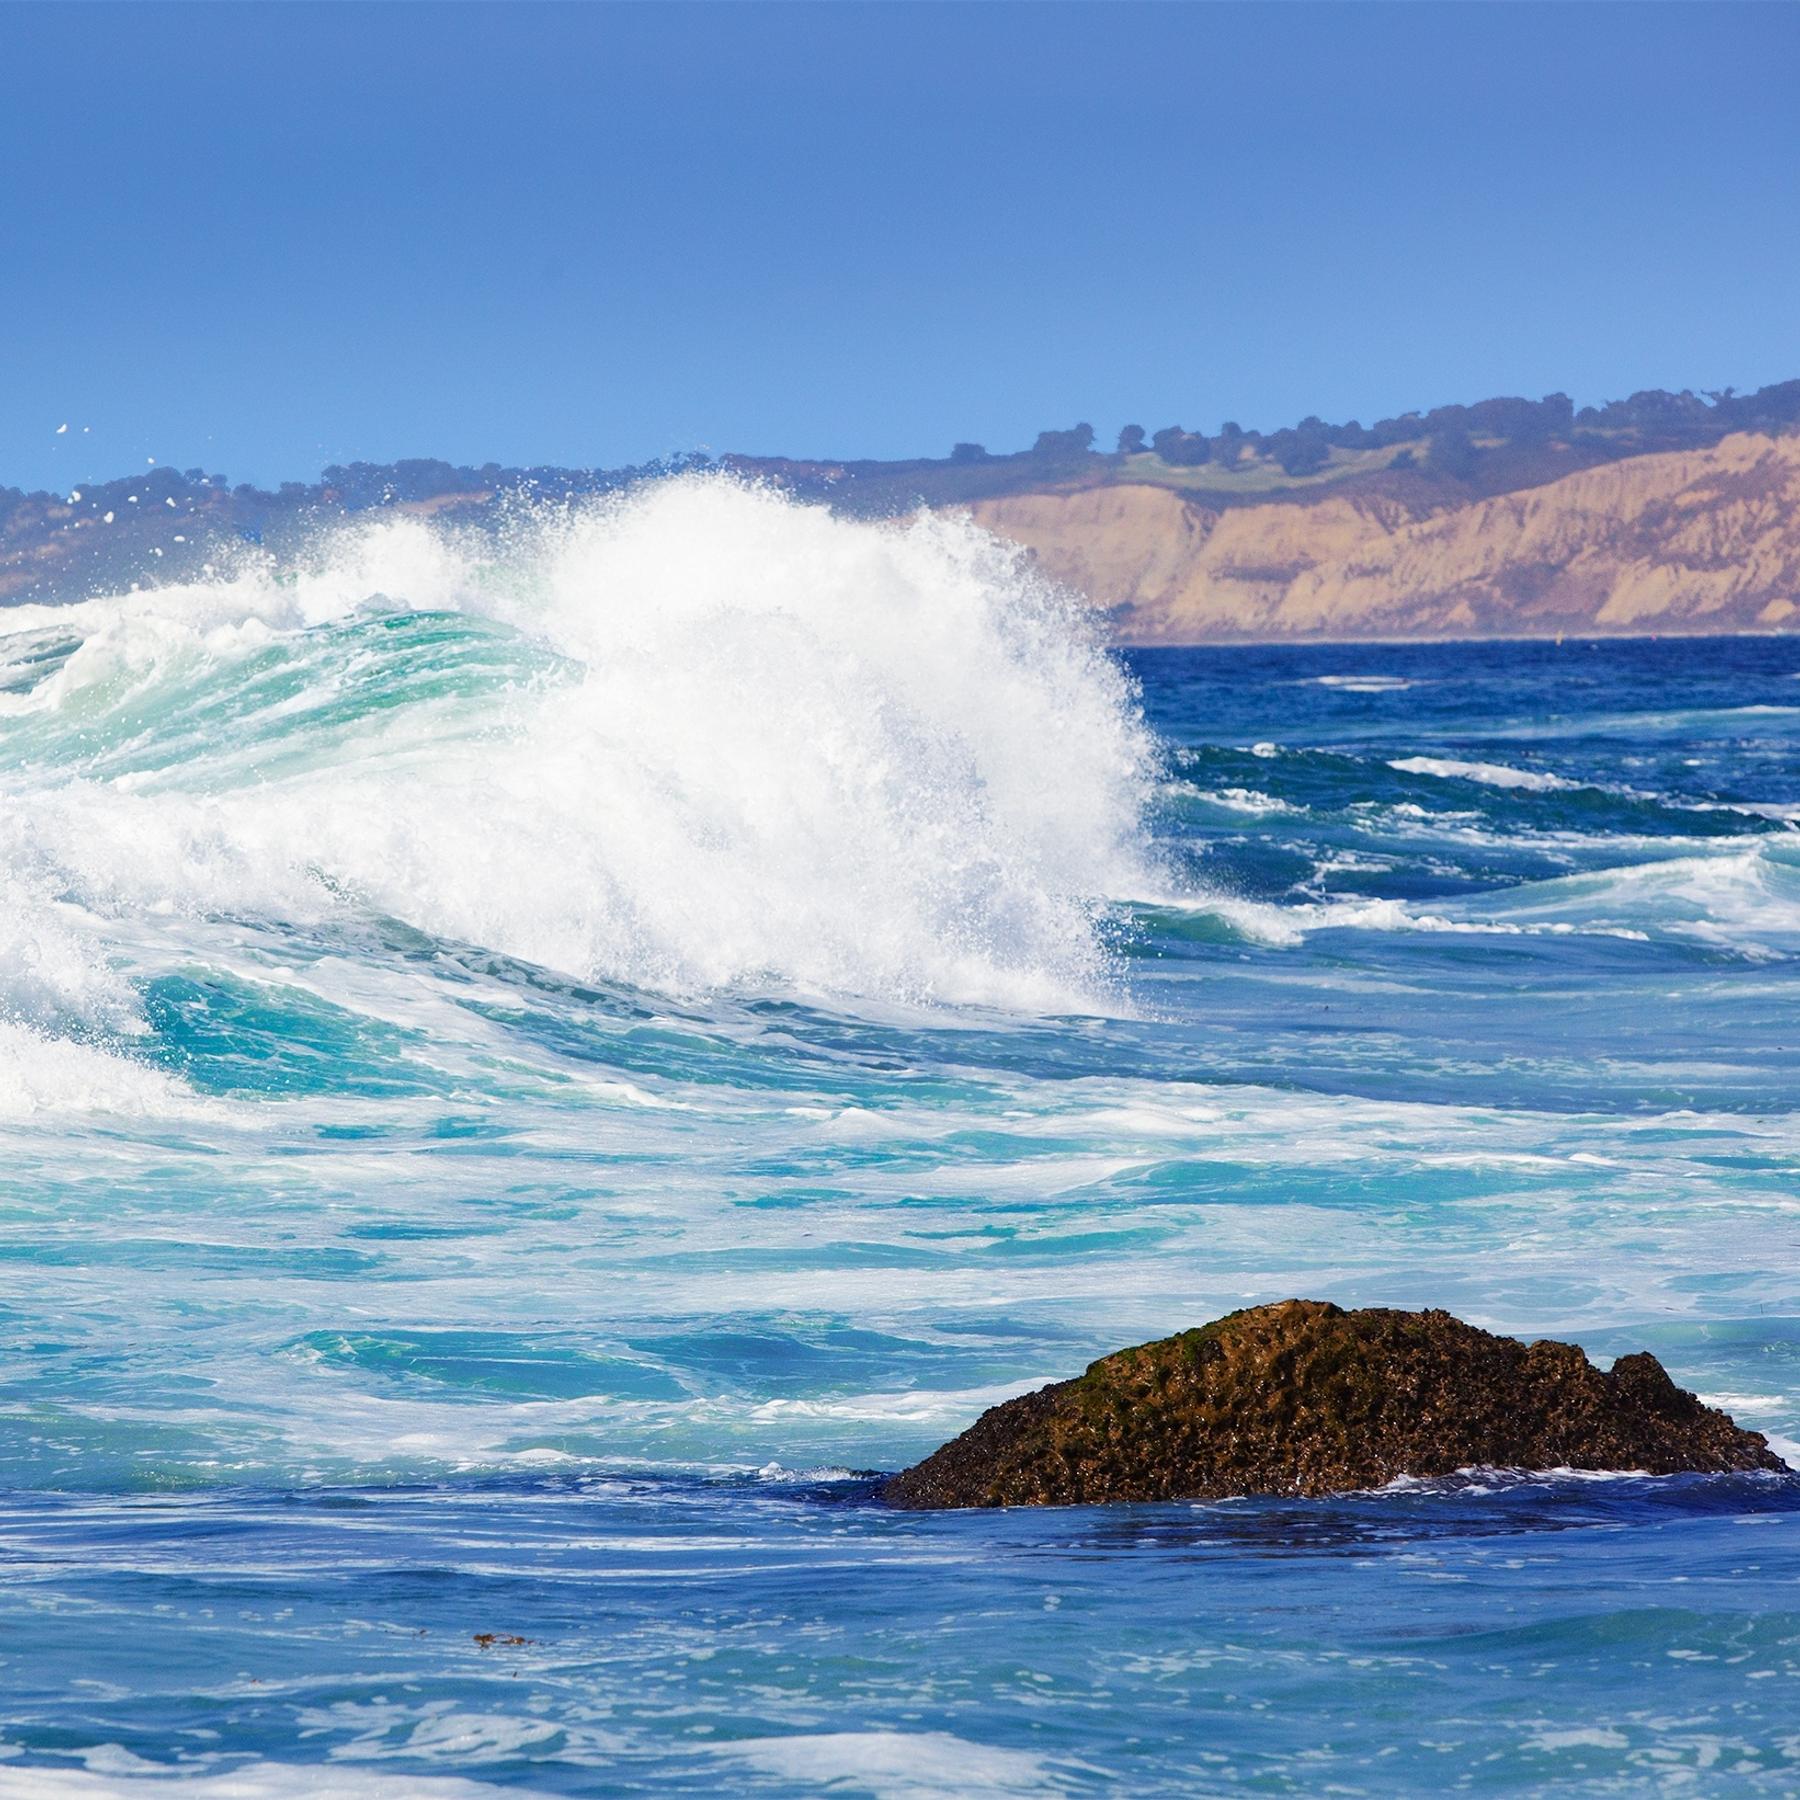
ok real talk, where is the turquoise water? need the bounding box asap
[1,483,1798,1795]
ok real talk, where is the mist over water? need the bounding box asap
[3,488,1800,1793]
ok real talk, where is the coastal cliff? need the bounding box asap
[966,431,1800,642]
[6,397,1798,643]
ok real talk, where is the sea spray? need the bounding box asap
[0,479,1158,1101]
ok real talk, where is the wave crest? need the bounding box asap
[0,479,1156,1054]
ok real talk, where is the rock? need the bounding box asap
[881,1300,1788,1508]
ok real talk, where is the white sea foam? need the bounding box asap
[712,1729,1078,1797]
[1313,673,1416,693]
[1165,782,1297,817]
[0,866,141,1036]
[1525,1727,1630,1753]
[1147,841,1799,954]
[0,1021,202,1121]
[1148,891,1651,948]
[1389,755,1579,792]
[1763,1432,1800,1468]
[0,1751,546,1797]
[1682,798,1800,828]
[749,1380,1044,1425]
[0,481,1159,1112]
[1477,844,1800,951]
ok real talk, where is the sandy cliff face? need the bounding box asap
[966,433,1800,641]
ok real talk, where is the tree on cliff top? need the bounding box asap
[1152,425,1211,467]
[1212,422,1246,467]
[1268,418,1331,476]
[1031,423,1096,459]
[1428,424,1478,479]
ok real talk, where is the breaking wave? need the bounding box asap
[1149,842,1800,953]
[1388,755,1580,793]
[0,478,1158,1098]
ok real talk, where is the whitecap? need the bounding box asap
[1312,673,1416,692]
[0,1020,206,1121]
[1389,755,1579,793]
[0,479,1161,1037]
[1165,783,1297,817]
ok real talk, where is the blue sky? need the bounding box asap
[4,1,1797,490]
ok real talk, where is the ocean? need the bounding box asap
[1,478,1797,1796]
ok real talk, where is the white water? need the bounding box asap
[1389,755,1579,792]
[0,481,1159,1084]
[1158,842,1800,951]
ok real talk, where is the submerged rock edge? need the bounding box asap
[881,1300,1789,1510]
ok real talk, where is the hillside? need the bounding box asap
[969,432,1800,642]
[3,380,1798,639]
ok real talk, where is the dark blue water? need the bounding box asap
[2,503,1798,1796]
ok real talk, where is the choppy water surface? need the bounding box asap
[2,482,1798,1795]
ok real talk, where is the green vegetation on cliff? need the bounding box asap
[5,379,1799,607]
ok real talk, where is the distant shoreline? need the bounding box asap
[1113,627,1800,650]
[6,413,1799,640]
